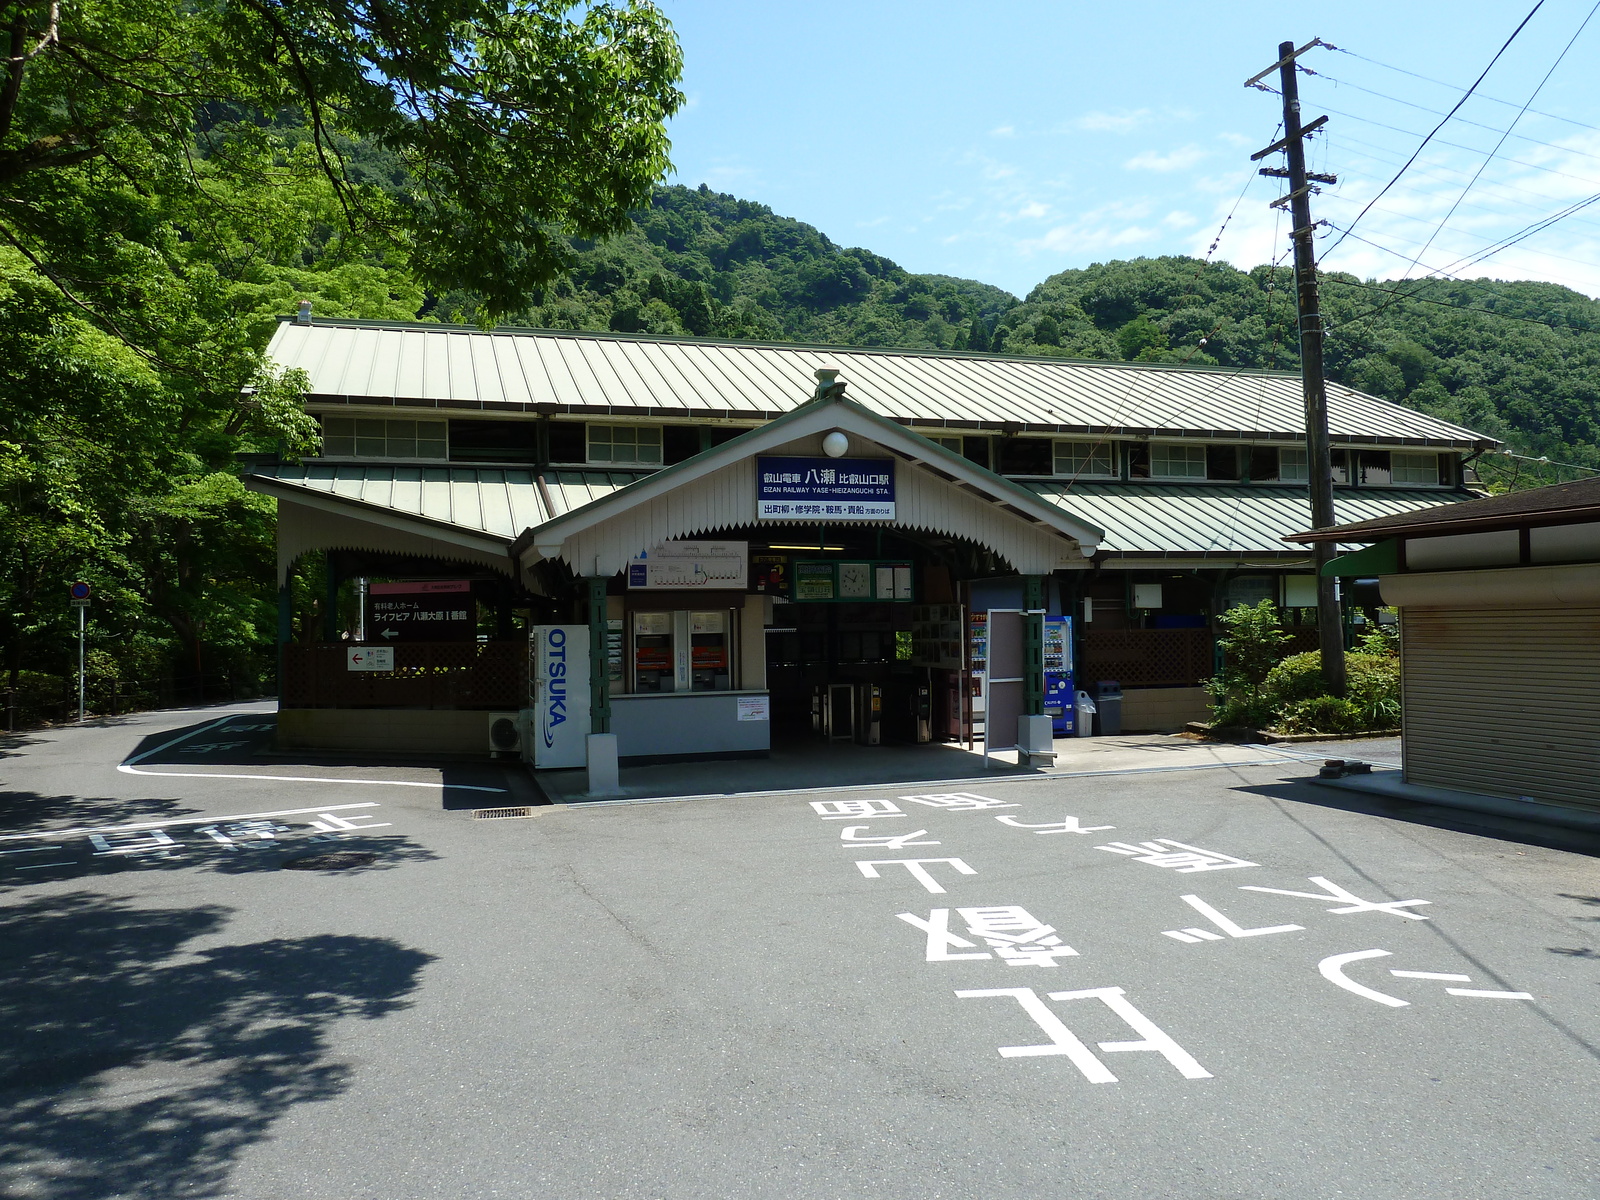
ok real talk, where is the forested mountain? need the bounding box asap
[433,184,1600,487]
[429,184,1019,349]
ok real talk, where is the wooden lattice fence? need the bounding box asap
[282,642,525,709]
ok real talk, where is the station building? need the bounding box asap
[243,313,1494,769]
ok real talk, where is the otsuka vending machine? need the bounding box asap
[1044,616,1075,735]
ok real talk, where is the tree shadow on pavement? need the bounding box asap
[0,891,434,1200]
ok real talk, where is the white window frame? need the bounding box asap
[321,416,448,460]
[928,435,964,455]
[1391,451,1441,486]
[1149,442,1207,480]
[1279,446,1309,482]
[587,423,663,466]
[1052,440,1117,479]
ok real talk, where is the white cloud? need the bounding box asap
[1017,201,1049,220]
[1074,109,1154,133]
[1124,145,1207,173]
[1018,200,1160,257]
[990,124,1016,138]
[1163,210,1197,229]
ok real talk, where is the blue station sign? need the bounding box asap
[757,456,895,520]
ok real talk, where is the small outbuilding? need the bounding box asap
[1290,477,1600,825]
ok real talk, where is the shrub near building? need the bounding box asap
[1206,601,1400,734]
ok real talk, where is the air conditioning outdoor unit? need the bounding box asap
[487,712,522,756]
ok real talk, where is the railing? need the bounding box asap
[1080,628,1215,688]
[281,641,525,709]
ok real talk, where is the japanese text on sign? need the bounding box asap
[757,456,895,520]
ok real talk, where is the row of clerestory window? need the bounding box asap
[317,416,1449,487]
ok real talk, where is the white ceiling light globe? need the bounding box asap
[822,431,849,458]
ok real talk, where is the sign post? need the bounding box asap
[69,582,91,721]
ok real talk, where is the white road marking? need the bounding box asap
[116,713,506,793]
[1319,949,1408,1007]
[1445,989,1534,1000]
[1391,970,1471,982]
[17,862,75,870]
[855,857,977,894]
[1241,877,1432,920]
[1164,894,1304,941]
[124,715,237,764]
[1,846,63,855]
[0,802,381,842]
[116,763,506,792]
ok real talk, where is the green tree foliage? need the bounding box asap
[1004,255,1600,485]
[458,184,1019,348]
[1206,606,1401,734]
[0,1,684,712]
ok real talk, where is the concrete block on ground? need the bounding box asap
[586,733,620,795]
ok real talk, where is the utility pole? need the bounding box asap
[1249,38,1345,696]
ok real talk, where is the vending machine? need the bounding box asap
[1044,616,1075,736]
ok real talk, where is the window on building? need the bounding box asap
[962,436,991,470]
[1279,447,1309,481]
[547,421,586,464]
[322,416,447,459]
[1053,440,1116,478]
[997,437,1053,475]
[1205,445,1240,481]
[1352,449,1392,486]
[1248,446,1281,481]
[588,424,663,466]
[1150,443,1207,479]
[928,435,964,454]
[1392,451,1441,485]
[448,419,537,464]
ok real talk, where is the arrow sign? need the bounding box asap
[379,628,400,640]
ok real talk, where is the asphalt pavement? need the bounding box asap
[2,707,1596,1200]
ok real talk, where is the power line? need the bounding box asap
[1317,104,1600,190]
[1324,130,1600,233]
[1321,0,1551,261]
[1379,1,1600,296]
[1311,72,1600,165]
[1321,270,1598,335]
[1331,45,1600,136]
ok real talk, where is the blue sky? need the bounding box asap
[658,1,1600,300]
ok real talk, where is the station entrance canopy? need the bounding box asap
[513,393,1103,580]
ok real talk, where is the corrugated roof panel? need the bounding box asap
[1032,483,1472,556]
[246,464,549,537]
[267,321,1493,446]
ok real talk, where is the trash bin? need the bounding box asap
[1093,680,1123,737]
[1074,690,1096,738]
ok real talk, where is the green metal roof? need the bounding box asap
[1030,483,1471,557]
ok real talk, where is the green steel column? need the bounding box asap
[276,581,292,700]
[322,553,340,642]
[587,575,610,734]
[1023,574,1045,717]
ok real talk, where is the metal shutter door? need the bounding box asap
[1402,607,1600,812]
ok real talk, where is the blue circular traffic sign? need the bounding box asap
[69,581,91,600]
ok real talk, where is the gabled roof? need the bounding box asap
[515,393,1105,576]
[1288,476,1600,543]
[266,317,1493,449]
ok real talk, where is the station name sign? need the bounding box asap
[757,456,895,520]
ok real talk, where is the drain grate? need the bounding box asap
[471,806,536,820]
[282,851,378,870]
